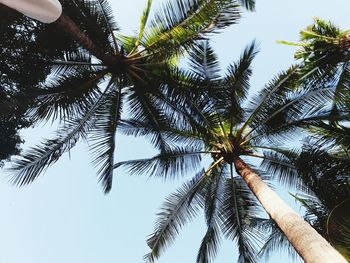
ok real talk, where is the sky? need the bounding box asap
[1,1,350,263]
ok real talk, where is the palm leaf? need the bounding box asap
[145,171,208,262]
[238,0,255,11]
[61,0,119,55]
[142,0,241,60]
[28,69,108,122]
[219,41,257,127]
[259,220,301,262]
[89,79,123,193]
[9,81,114,186]
[258,149,303,190]
[113,146,205,179]
[188,41,221,80]
[196,164,225,263]
[219,174,263,263]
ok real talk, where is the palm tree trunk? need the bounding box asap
[233,157,347,263]
[54,13,119,66]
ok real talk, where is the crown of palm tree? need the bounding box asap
[6,0,255,193]
[114,41,338,262]
[281,18,350,119]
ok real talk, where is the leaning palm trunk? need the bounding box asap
[54,14,119,66]
[233,157,347,263]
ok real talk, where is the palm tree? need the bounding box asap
[281,18,350,117]
[4,0,252,192]
[114,41,347,262]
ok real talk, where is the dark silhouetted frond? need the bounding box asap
[9,82,114,186]
[113,145,205,179]
[219,175,263,263]
[89,79,123,193]
[145,171,208,262]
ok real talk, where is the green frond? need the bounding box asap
[95,0,119,52]
[309,123,350,150]
[196,225,222,263]
[247,81,334,143]
[48,50,96,76]
[294,141,350,205]
[283,18,350,86]
[141,0,241,60]
[276,40,308,47]
[243,66,300,131]
[118,119,203,149]
[115,33,138,54]
[134,0,153,52]
[302,18,342,40]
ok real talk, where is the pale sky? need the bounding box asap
[1,1,350,263]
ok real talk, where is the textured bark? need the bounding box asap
[233,157,347,263]
[54,13,119,66]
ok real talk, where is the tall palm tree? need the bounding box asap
[114,41,347,262]
[5,0,251,192]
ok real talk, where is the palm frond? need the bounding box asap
[189,41,221,80]
[247,83,334,143]
[134,0,154,52]
[259,220,301,262]
[95,0,119,52]
[309,123,350,150]
[89,80,123,193]
[238,0,255,11]
[113,146,204,179]
[27,69,108,123]
[196,165,225,263]
[9,81,114,186]
[144,171,208,262]
[219,174,263,263]
[330,61,350,114]
[126,88,170,150]
[258,149,303,190]
[61,0,119,55]
[48,49,95,77]
[142,0,241,60]
[218,41,257,127]
[118,119,204,149]
[286,18,350,86]
[196,225,222,263]
[242,66,300,131]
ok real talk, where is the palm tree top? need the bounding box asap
[114,41,338,263]
[6,0,257,193]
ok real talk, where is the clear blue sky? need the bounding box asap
[1,1,349,263]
